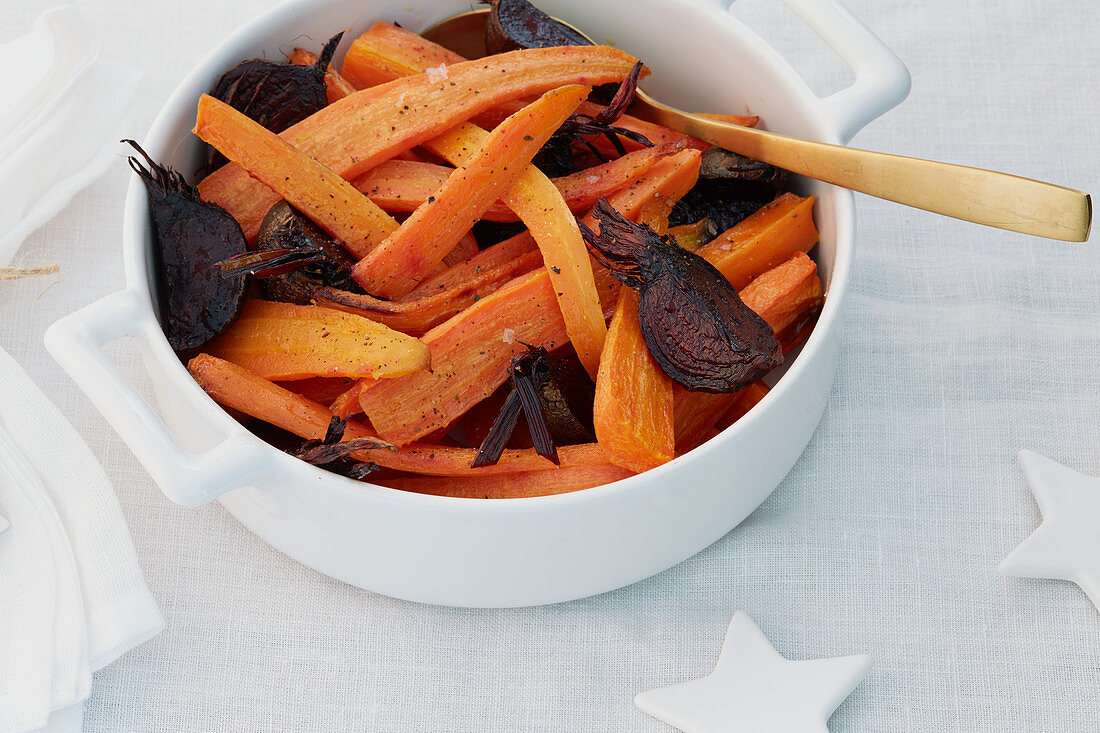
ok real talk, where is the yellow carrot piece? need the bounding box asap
[206,300,429,381]
[593,290,675,472]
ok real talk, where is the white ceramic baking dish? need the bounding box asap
[44,0,908,607]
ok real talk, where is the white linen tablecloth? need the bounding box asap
[2,0,1098,730]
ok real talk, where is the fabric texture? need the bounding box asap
[1,0,1098,730]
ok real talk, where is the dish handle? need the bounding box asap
[705,0,911,144]
[44,289,270,506]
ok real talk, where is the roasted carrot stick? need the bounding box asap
[275,376,355,407]
[340,21,465,89]
[404,230,539,299]
[593,290,675,472]
[205,300,430,381]
[330,378,368,419]
[375,463,634,498]
[357,149,702,445]
[351,84,590,299]
[197,45,643,241]
[188,353,612,476]
[288,47,357,103]
[193,94,398,259]
[351,144,676,221]
[715,381,770,431]
[696,193,819,289]
[315,250,544,335]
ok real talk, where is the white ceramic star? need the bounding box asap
[999,450,1100,612]
[634,612,872,733]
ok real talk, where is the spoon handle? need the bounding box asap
[632,93,1092,242]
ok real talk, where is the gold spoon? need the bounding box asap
[423,9,1091,242]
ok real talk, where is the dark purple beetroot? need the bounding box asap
[200,32,343,174]
[533,61,651,176]
[470,346,599,467]
[124,140,247,354]
[669,147,789,232]
[254,200,362,304]
[580,198,782,393]
[484,0,591,54]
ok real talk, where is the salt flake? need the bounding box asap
[502,328,516,344]
[426,64,449,83]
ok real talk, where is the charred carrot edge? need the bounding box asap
[697,193,819,290]
[405,230,539,299]
[205,299,430,381]
[346,42,614,379]
[288,47,358,103]
[197,45,643,242]
[330,379,368,418]
[352,144,675,222]
[351,85,590,299]
[340,21,465,89]
[357,149,701,445]
[315,250,544,335]
[193,94,398,259]
[375,463,635,498]
[593,290,675,472]
[673,253,823,452]
[275,376,356,407]
[188,353,611,476]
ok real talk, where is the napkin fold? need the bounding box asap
[0,348,164,733]
[0,7,161,733]
[0,6,140,264]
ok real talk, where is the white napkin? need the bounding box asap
[0,347,165,733]
[0,6,140,264]
[0,7,161,733]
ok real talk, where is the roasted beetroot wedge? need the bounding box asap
[125,140,247,354]
[580,198,782,393]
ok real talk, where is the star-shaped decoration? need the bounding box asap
[999,450,1100,612]
[635,612,871,733]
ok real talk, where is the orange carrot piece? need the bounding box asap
[740,252,824,350]
[593,290,674,472]
[197,46,643,242]
[188,353,612,476]
[288,47,357,103]
[193,94,398,259]
[443,232,480,267]
[696,193,819,289]
[715,381,770,431]
[667,218,713,251]
[405,230,539,299]
[315,250,544,335]
[351,144,676,221]
[351,85,590,299]
[358,268,569,444]
[206,300,430,381]
[340,22,465,90]
[673,253,823,452]
[357,149,702,445]
[376,463,634,498]
[330,378,368,418]
[275,376,355,407]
